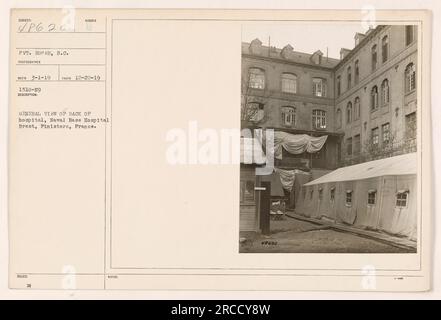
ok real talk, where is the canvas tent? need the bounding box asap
[296,153,417,240]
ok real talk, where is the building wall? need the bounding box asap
[242,56,336,132]
[241,50,340,170]
[334,25,418,164]
[241,25,418,170]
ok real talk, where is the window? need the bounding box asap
[346,102,352,124]
[240,180,255,203]
[248,68,265,89]
[281,106,296,126]
[405,112,417,140]
[381,79,390,106]
[281,73,297,93]
[346,191,353,205]
[371,86,379,111]
[382,123,390,144]
[371,44,377,71]
[303,188,306,199]
[372,127,379,146]
[337,76,341,97]
[346,137,353,155]
[405,25,414,46]
[354,134,361,155]
[354,97,360,120]
[382,35,389,63]
[310,189,314,200]
[312,109,327,129]
[330,188,335,201]
[336,109,342,128]
[312,78,327,97]
[405,63,416,93]
[354,60,359,84]
[347,66,352,90]
[368,190,377,205]
[245,102,264,122]
[318,188,323,200]
[396,191,409,208]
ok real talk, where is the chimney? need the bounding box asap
[340,48,351,60]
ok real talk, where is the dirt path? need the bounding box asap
[240,216,412,253]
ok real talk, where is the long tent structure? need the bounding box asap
[296,153,417,240]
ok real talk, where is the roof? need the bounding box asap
[304,153,417,186]
[241,42,340,69]
[240,137,266,164]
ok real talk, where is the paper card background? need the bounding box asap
[1,1,440,298]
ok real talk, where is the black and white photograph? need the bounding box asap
[240,24,418,253]
[3,4,436,295]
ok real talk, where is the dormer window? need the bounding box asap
[311,50,323,65]
[249,38,262,54]
[280,44,294,59]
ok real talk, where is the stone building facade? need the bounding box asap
[241,25,418,171]
[335,25,417,165]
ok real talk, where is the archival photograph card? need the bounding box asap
[8,9,432,291]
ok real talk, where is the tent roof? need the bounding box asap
[304,153,417,186]
[240,137,266,164]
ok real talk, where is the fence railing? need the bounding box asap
[341,138,417,166]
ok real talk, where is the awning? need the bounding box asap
[272,131,328,160]
[304,153,417,186]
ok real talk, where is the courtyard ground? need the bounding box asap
[240,215,414,253]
